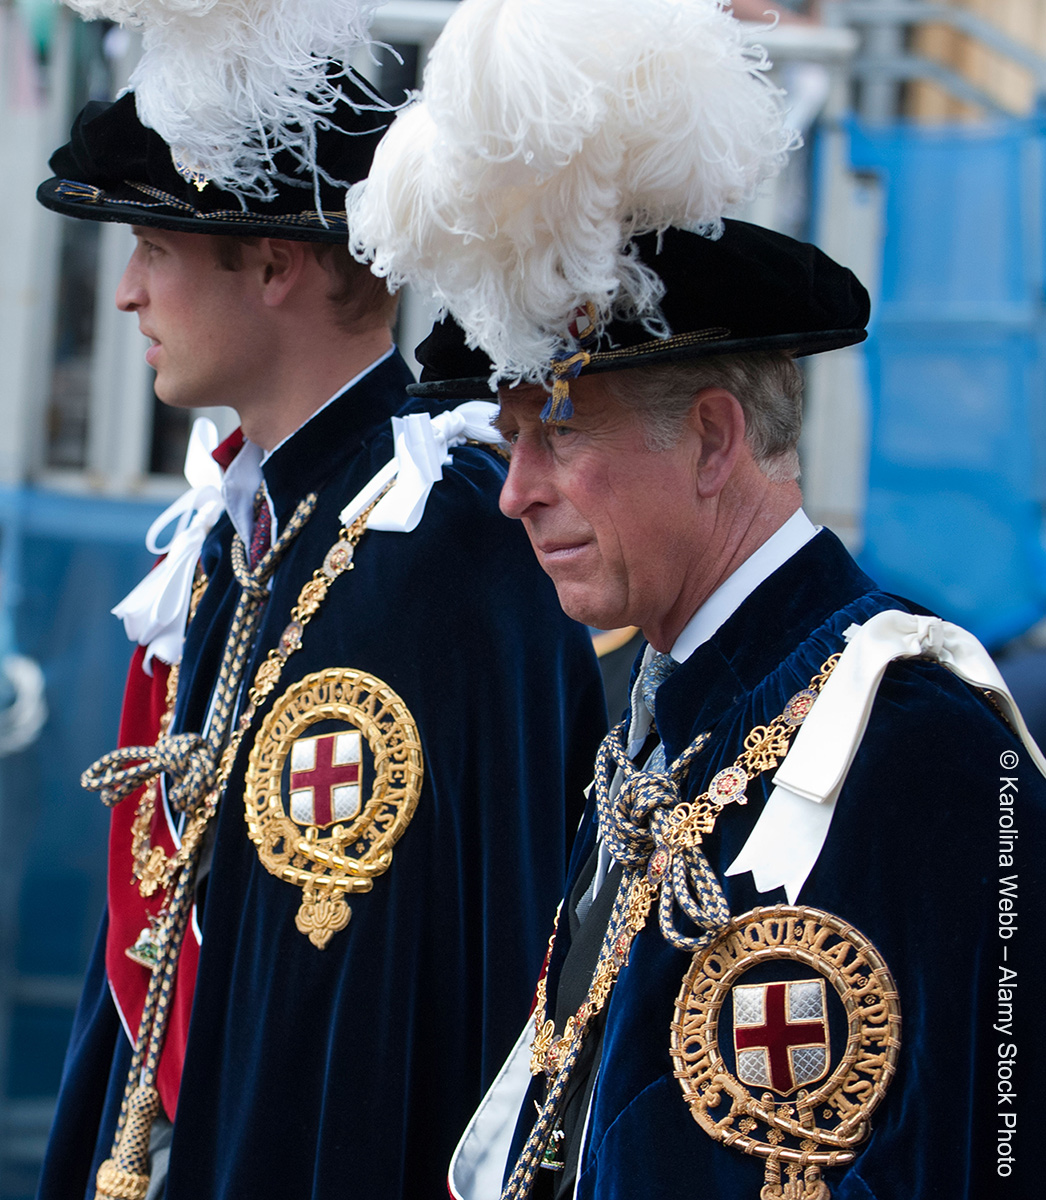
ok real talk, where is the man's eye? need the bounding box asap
[550,422,575,437]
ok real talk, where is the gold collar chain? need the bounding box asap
[529,654,841,1082]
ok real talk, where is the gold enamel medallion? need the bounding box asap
[244,668,423,948]
[671,905,901,1200]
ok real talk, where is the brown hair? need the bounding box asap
[212,236,398,331]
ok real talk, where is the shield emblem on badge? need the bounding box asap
[732,979,829,1096]
[288,730,362,829]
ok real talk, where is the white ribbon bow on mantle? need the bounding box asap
[112,418,224,672]
[339,401,503,530]
[725,609,1046,902]
[114,402,503,673]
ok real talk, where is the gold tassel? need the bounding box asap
[94,1085,161,1200]
[542,350,591,423]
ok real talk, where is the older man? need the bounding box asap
[402,222,1046,1200]
[33,67,605,1200]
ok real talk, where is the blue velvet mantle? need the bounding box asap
[515,529,1043,1200]
[38,352,608,1200]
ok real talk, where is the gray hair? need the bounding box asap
[602,351,804,482]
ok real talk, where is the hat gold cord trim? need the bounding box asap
[53,179,348,229]
[588,326,732,364]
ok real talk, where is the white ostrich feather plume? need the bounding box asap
[63,0,388,197]
[348,0,797,384]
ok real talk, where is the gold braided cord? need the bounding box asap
[503,868,650,1199]
[503,655,841,1199]
[129,571,207,897]
[91,482,394,1200]
[94,501,317,1200]
[586,325,732,363]
[98,854,200,1198]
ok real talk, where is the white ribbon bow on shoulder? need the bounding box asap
[339,401,503,531]
[112,418,225,672]
[725,609,1046,902]
[114,402,502,672]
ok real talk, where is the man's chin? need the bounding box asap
[153,383,206,411]
[550,583,625,634]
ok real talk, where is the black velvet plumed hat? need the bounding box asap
[37,73,391,244]
[410,220,870,400]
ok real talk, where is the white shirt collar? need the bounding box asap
[604,511,820,893]
[670,509,818,663]
[220,346,396,547]
[221,439,265,548]
[623,508,818,761]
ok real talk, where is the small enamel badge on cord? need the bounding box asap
[171,148,210,192]
[541,303,599,424]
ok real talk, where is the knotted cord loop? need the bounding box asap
[507,658,847,1198]
[82,732,213,811]
[81,493,318,815]
[229,531,273,600]
[228,488,313,597]
[594,720,728,952]
[503,722,727,1197]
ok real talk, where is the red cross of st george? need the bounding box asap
[734,983,826,1093]
[291,735,360,825]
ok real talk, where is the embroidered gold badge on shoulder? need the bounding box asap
[244,668,423,949]
[671,905,901,1200]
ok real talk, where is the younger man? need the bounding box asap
[36,78,605,1200]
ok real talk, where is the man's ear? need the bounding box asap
[687,387,748,498]
[256,238,309,308]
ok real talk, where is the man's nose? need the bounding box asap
[499,439,552,521]
[115,252,145,312]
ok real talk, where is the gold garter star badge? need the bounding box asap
[244,668,423,948]
[671,905,901,1200]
